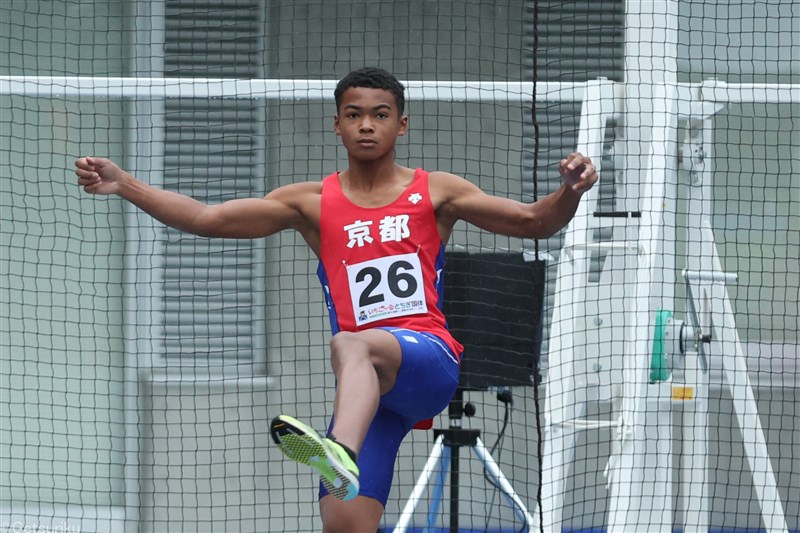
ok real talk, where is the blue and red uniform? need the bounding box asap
[316,168,462,505]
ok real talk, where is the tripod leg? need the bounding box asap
[394,434,447,533]
[472,437,538,531]
[426,445,450,531]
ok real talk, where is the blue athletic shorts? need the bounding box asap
[319,327,460,506]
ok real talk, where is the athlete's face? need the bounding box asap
[334,87,408,160]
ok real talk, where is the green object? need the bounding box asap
[650,309,673,382]
[271,414,360,501]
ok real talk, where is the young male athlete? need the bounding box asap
[75,67,597,532]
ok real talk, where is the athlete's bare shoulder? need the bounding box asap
[425,171,480,242]
[262,179,323,253]
[266,180,322,200]
[427,170,479,210]
[268,178,322,217]
[266,180,322,212]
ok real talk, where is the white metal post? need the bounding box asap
[677,335,711,533]
[541,78,615,533]
[607,83,679,533]
[679,114,715,533]
[121,1,167,530]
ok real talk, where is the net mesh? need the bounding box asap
[1,1,798,532]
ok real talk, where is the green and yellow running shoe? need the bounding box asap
[270,414,360,501]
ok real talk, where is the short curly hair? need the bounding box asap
[334,67,406,115]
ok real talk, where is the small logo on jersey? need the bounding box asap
[408,192,423,205]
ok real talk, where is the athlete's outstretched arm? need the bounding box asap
[74,156,305,239]
[434,152,597,239]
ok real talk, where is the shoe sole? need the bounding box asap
[270,415,359,501]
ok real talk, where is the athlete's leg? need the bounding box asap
[328,329,402,455]
[316,329,460,531]
[319,494,384,533]
[271,329,403,505]
[274,327,457,523]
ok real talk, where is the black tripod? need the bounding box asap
[393,387,536,532]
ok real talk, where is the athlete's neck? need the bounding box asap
[340,159,407,192]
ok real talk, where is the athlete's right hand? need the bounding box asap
[74,157,127,196]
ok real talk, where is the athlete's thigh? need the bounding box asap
[379,328,460,422]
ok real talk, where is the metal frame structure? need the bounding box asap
[540,1,794,530]
[539,79,793,533]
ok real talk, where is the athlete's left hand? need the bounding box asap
[559,152,598,194]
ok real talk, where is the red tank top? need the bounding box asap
[317,169,463,359]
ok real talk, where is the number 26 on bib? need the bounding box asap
[346,253,426,326]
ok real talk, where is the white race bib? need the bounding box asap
[346,253,426,326]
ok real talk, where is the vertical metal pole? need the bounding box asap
[681,115,715,533]
[447,388,464,533]
[449,444,460,533]
[679,332,710,533]
[608,82,678,533]
[124,1,166,529]
[542,77,615,532]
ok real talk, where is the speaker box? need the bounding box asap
[443,251,546,390]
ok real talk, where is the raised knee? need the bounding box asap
[330,331,358,355]
[329,332,366,366]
